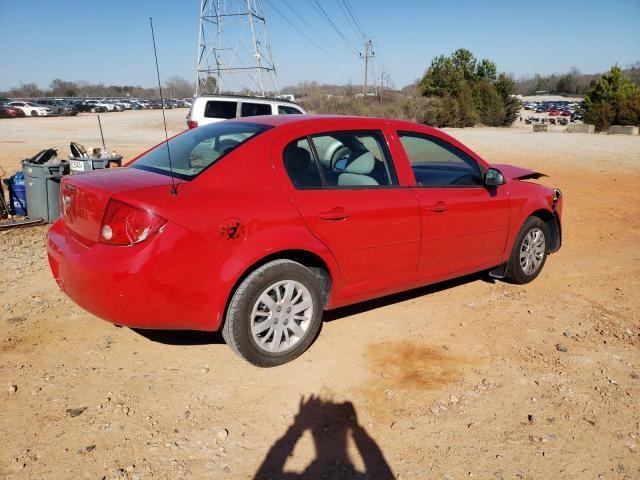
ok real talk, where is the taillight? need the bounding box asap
[99,199,166,246]
[187,120,198,129]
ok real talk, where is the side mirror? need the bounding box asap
[484,168,505,187]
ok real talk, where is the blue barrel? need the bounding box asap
[3,172,27,216]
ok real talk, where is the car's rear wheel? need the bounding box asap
[505,216,549,284]
[222,260,323,367]
[31,110,38,116]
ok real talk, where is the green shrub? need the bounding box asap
[583,65,640,130]
[418,48,519,127]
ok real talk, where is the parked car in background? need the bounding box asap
[7,101,51,116]
[186,94,305,129]
[48,115,563,367]
[35,99,78,116]
[0,104,26,118]
[102,100,124,112]
[79,100,109,113]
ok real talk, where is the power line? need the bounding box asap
[264,0,349,62]
[307,0,360,55]
[339,0,365,41]
[343,0,366,37]
[281,0,352,55]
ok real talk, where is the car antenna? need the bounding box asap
[149,17,177,196]
[97,114,107,151]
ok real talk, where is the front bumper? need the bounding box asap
[47,219,226,331]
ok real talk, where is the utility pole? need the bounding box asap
[360,39,374,95]
[195,0,278,96]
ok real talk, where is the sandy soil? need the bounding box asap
[1,111,639,480]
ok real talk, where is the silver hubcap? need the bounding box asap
[519,227,546,275]
[250,280,314,353]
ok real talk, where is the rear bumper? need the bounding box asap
[47,219,227,331]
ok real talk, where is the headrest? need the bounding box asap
[284,146,312,171]
[344,152,374,174]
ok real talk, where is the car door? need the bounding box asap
[273,127,421,299]
[393,130,510,280]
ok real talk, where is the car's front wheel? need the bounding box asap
[31,110,38,116]
[505,216,549,284]
[222,260,323,367]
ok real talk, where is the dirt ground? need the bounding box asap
[1,110,639,480]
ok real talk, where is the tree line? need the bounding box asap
[515,64,640,96]
[0,76,195,99]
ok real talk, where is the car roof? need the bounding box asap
[239,114,437,133]
[198,94,300,106]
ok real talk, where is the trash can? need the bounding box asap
[22,160,70,223]
[3,172,27,216]
[68,155,123,174]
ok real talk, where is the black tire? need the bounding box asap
[222,260,323,367]
[505,216,549,284]
[31,110,38,116]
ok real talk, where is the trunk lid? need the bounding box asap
[61,167,180,244]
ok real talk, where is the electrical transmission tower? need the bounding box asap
[195,0,279,96]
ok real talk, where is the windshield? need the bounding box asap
[131,121,272,180]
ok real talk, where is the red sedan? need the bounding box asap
[47,116,563,366]
[0,105,27,118]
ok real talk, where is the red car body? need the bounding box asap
[48,116,562,334]
[0,106,26,118]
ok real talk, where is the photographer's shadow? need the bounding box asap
[254,396,394,480]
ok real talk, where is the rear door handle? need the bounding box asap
[319,208,351,221]
[427,201,448,213]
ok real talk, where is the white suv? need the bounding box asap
[186,95,305,129]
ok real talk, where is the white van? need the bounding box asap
[186,95,306,129]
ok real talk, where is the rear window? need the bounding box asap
[241,102,272,117]
[131,122,272,180]
[204,100,237,119]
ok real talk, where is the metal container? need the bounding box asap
[68,155,123,174]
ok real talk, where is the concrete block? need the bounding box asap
[533,124,549,132]
[608,125,639,135]
[567,123,595,134]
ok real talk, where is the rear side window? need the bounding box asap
[241,102,272,117]
[283,138,322,188]
[278,105,303,115]
[310,131,397,188]
[283,131,397,189]
[204,100,237,119]
[398,132,482,187]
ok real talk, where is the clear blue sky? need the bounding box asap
[0,0,639,91]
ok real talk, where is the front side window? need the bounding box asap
[310,131,397,187]
[204,100,237,119]
[241,102,272,117]
[398,132,482,187]
[132,121,271,180]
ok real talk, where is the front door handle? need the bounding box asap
[319,208,351,221]
[427,201,448,213]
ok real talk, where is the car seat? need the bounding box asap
[284,146,320,187]
[337,152,378,186]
